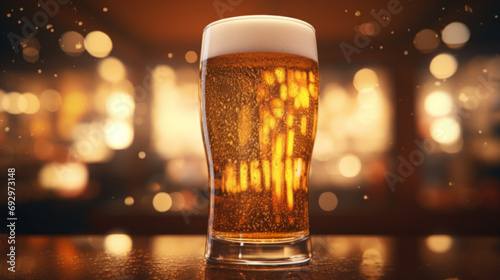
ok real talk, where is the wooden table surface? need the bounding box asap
[1,235,499,279]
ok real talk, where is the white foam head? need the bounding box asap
[201,15,318,62]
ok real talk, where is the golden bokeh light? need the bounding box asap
[185,51,198,63]
[318,192,339,211]
[105,91,135,119]
[322,83,350,113]
[430,117,461,145]
[413,29,440,53]
[23,47,39,63]
[426,235,453,253]
[124,196,134,206]
[458,86,479,110]
[38,162,88,196]
[138,151,146,159]
[2,92,27,115]
[104,234,132,255]
[40,89,63,112]
[60,91,88,116]
[153,65,176,85]
[22,92,40,114]
[338,154,362,178]
[440,138,463,154]
[359,22,377,36]
[441,22,470,49]
[424,91,453,116]
[357,104,379,124]
[59,31,85,57]
[152,66,204,159]
[152,192,172,212]
[429,53,458,79]
[104,119,134,150]
[357,88,379,107]
[71,122,114,163]
[169,192,186,211]
[98,57,126,82]
[353,68,378,91]
[84,31,113,58]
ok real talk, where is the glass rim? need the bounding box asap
[203,15,315,33]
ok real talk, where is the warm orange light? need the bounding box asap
[272,134,285,201]
[152,192,172,212]
[426,235,453,253]
[104,234,132,255]
[84,31,112,58]
[301,116,307,135]
[274,67,285,83]
[318,192,338,211]
[240,161,249,191]
[429,53,458,79]
[286,158,294,210]
[238,105,251,146]
[250,160,262,192]
[263,71,276,85]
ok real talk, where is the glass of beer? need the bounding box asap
[199,15,318,265]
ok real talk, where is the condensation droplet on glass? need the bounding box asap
[404,50,408,55]
[435,81,441,86]
[138,151,146,159]
[484,142,487,146]
[75,42,82,49]
[50,28,54,33]
[168,53,173,59]
[495,15,499,19]
[17,20,21,24]
[464,5,473,13]
[355,11,361,16]
[20,7,24,11]
[482,69,487,73]
[46,24,53,29]
[441,7,445,11]
[379,45,383,49]
[448,182,453,186]
[37,69,42,74]
[6,13,11,18]
[407,28,411,32]
[390,30,394,35]
[5,127,10,132]
[18,135,22,139]
[103,7,109,12]
[478,130,482,134]
[345,9,348,13]
[78,21,83,26]
[54,74,58,78]
[363,195,368,200]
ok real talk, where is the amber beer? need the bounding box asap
[200,16,318,265]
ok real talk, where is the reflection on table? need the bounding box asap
[1,235,499,279]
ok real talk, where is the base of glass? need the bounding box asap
[205,235,312,266]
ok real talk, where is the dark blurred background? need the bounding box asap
[0,0,499,236]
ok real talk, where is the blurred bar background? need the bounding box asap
[0,0,499,236]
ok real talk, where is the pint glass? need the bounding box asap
[199,15,318,265]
